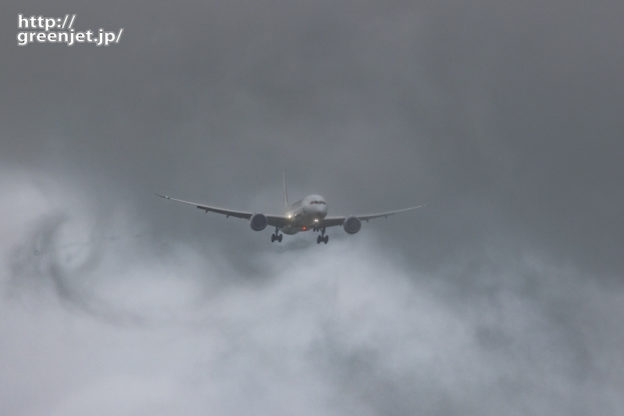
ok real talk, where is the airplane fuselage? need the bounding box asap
[281,194,328,234]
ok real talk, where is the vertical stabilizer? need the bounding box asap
[282,170,289,209]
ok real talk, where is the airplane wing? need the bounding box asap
[157,193,289,227]
[157,193,253,219]
[322,204,426,227]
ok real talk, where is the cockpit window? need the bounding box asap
[310,200,326,205]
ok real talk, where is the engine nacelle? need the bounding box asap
[250,213,268,231]
[343,216,362,234]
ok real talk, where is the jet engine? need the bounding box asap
[343,216,362,234]
[250,213,268,231]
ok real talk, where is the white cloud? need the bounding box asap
[1,170,623,416]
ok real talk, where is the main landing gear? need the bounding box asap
[271,227,283,243]
[316,227,329,244]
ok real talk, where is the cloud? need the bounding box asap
[1,0,623,414]
[2,174,623,415]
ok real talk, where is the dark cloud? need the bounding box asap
[1,0,623,414]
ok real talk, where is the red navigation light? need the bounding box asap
[301,226,307,231]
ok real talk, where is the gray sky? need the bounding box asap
[2,0,623,415]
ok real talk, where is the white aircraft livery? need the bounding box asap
[158,174,424,244]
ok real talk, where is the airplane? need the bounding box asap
[157,174,424,244]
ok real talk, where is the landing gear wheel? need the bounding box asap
[317,227,328,244]
[271,227,283,243]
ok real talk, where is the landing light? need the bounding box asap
[287,213,292,219]
[313,218,319,223]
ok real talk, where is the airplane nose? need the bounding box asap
[305,200,327,216]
